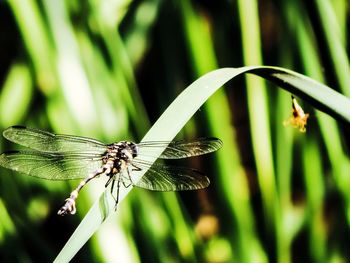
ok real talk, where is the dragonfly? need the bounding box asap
[0,126,222,216]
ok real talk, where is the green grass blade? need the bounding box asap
[0,64,33,127]
[54,66,350,262]
[179,2,261,260]
[8,0,56,94]
[302,138,326,262]
[314,0,350,96]
[237,0,276,227]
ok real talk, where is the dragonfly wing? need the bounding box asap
[137,137,222,159]
[0,151,103,180]
[3,126,107,154]
[131,160,210,191]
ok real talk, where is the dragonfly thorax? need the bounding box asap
[107,141,138,163]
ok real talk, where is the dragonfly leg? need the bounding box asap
[57,167,106,216]
[131,163,142,171]
[124,166,135,186]
[105,175,113,187]
[109,172,131,211]
[122,180,132,188]
[115,179,121,210]
[110,177,121,211]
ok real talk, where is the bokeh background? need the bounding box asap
[0,0,350,262]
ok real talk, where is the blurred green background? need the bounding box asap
[0,0,350,262]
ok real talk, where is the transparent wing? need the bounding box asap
[137,137,222,159]
[131,160,210,191]
[0,151,103,180]
[3,126,107,154]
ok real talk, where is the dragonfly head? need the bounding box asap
[128,142,139,158]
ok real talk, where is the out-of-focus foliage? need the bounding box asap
[0,0,349,262]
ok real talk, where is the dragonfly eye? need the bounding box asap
[129,143,138,158]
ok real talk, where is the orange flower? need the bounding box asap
[283,96,309,132]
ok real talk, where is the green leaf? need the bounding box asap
[54,66,350,262]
